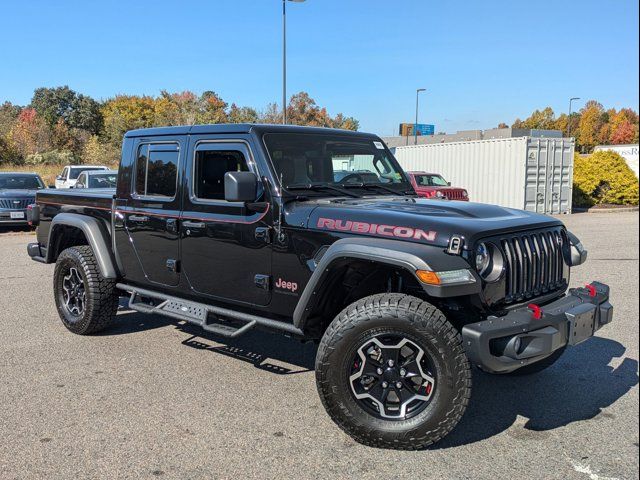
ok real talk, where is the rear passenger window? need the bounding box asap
[135,143,179,198]
[194,149,250,201]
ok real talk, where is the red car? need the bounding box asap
[406,171,469,201]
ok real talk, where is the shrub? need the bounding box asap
[24,149,77,166]
[573,151,639,207]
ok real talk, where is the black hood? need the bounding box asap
[293,197,563,248]
[0,189,38,198]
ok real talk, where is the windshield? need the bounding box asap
[413,174,448,187]
[70,167,106,179]
[263,133,410,196]
[88,173,117,188]
[0,174,45,190]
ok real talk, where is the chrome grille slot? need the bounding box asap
[0,199,31,209]
[496,228,568,304]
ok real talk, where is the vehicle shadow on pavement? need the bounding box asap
[434,336,638,449]
[105,309,637,447]
[108,307,317,375]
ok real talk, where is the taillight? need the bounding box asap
[27,204,39,226]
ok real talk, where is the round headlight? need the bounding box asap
[475,243,491,275]
[434,191,445,198]
[474,242,505,282]
[462,190,468,198]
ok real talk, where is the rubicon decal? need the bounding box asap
[317,217,437,242]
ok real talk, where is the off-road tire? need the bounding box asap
[503,347,567,376]
[53,245,119,335]
[315,293,471,450]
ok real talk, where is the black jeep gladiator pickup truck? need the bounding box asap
[27,124,613,449]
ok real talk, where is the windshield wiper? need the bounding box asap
[339,182,412,196]
[286,183,361,198]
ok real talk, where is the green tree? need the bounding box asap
[31,86,101,134]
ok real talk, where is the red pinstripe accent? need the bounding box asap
[36,201,271,225]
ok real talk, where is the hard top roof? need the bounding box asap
[124,123,378,139]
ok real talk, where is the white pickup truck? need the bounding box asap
[54,165,109,189]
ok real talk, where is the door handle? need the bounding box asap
[129,215,149,222]
[182,220,205,229]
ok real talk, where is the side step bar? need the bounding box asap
[116,283,304,338]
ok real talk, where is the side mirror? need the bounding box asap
[447,182,451,186]
[56,175,64,181]
[224,171,258,203]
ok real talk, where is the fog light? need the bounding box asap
[513,336,522,353]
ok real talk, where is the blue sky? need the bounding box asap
[1,0,638,135]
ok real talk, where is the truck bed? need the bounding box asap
[35,188,116,248]
[37,188,115,210]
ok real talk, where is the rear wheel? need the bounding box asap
[315,293,471,450]
[53,245,119,335]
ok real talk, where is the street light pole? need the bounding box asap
[414,88,426,145]
[568,97,580,138]
[282,0,306,125]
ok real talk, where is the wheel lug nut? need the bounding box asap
[387,359,394,367]
[396,382,403,389]
[400,368,406,376]
[377,368,383,375]
[382,381,388,388]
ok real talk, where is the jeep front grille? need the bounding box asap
[500,229,568,303]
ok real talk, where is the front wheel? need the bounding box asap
[315,293,471,450]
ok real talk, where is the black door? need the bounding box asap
[180,138,272,306]
[121,139,183,287]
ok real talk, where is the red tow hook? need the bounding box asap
[585,284,597,297]
[527,303,543,320]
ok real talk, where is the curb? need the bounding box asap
[572,206,639,214]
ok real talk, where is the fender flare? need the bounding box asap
[46,213,119,279]
[292,237,481,330]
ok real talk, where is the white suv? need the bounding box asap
[55,165,109,189]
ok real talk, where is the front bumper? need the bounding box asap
[462,281,613,373]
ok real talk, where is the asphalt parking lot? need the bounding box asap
[0,212,638,480]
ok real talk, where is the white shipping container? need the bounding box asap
[392,137,574,214]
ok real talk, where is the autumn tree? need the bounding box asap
[82,135,120,166]
[578,101,606,151]
[228,104,259,124]
[609,108,639,144]
[2,87,360,165]
[514,107,557,130]
[101,95,157,146]
[197,91,228,124]
[8,108,52,158]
